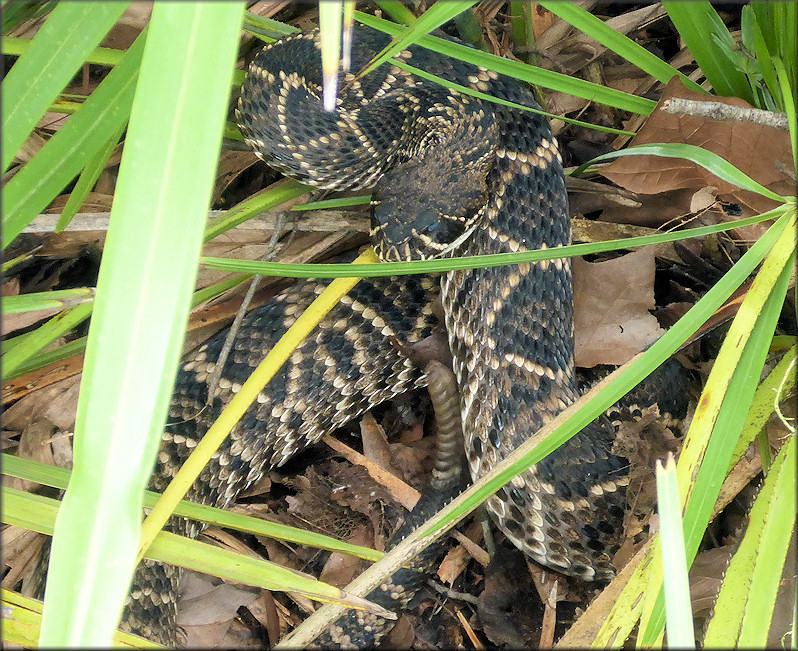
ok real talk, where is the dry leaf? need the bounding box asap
[573,248,664,367]
[318,524,371,589]
[178,579,260,627]
[601,77,793,222]
[359,412,400,477]
[478,547,542,648]
[3,375,80,432]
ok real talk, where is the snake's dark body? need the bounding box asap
[120,27,686,645]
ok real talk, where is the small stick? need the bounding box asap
[660,97,789,130]
[205,210,290,404]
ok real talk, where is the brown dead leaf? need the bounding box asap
[359,412,401,477]
[601,78,793,222]
[478,547,542,648]
[573,248,664,367]
[178,573,260,627]
[318,524,371,589]
[101,2,152,50]
[3,375,80,432]
[438,520,485,585]
[46,191,114,214]
[688,546,733,616]
[2,307,64,336]
[1,525,46,592]
[3,278,20,297]
[4,420,56,492]
[322,435,420,510]
[3,353,84,405]
[213,150,262,206]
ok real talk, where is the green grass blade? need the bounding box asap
[773,57,797,176]
[728,344,796,474]
[355,11,657,115]
[2,337,87,381]
[662,1,753,101]
[1,1,128,171]
[578,143,790,202]
[359,1,478,77]
[137,249,378,561]
[1,278,251,384]
[38,4,245,646]
[427,212,793,541]
[203,179,310,241]
[373,1,417,25]
[282,211,794,647]
[537,1,706,95]
[704,436,796,646]
[1,36,126,67]
[2,1,56,34]
[1,302,93,379]
[638,219,795,645]
[241,9,299,41]
[584,210,794,647]
[1,287,95,314]
[656,455,695,648]
[2,29,147,248]
[2,453,382,562]
[199,210,782,278]
[1,589,157,649]
[390,58,635,136]
[3,487,385,617]
[55,121,127,232]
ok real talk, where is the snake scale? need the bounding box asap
[119,26,688,645]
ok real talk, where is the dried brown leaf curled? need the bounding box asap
[573,248,664,367]
[601,78,793,219]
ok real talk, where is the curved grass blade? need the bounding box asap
[374,0,417,26]
[575,143,791,202]
[2,454,382,562]
[199,210,781,278]
[773,57,797,174]
[359,1,478,78]
[2,336,87,382]
[355,10,656,115]
[656,455,695,648]
[2,36,127,67]
[1,590,157,649]
[636,217,795,646]
[703,436,795,647]
[1,302,93,379]
[2,28,147,248]
[4,488,390,623]
[549,209,795,648]
[242,9,299,42]
[203,178,310,242]
[1,276,251,383]
[137,248,379,560]
[281,208,793,648]
[663,1,754,102]
[728,344,796,474]
[1,288,95,315]
[1,1,128,172]
[390,58,635,136]
[38,4,245,646]
[537,1,706,95]
[55,121,126,232]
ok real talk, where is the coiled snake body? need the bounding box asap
[123,26,678,644]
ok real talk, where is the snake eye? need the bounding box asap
[417,208,440,234]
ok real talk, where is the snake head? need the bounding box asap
[370,122,497,262]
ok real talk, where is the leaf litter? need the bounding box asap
[4,1,795,647]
